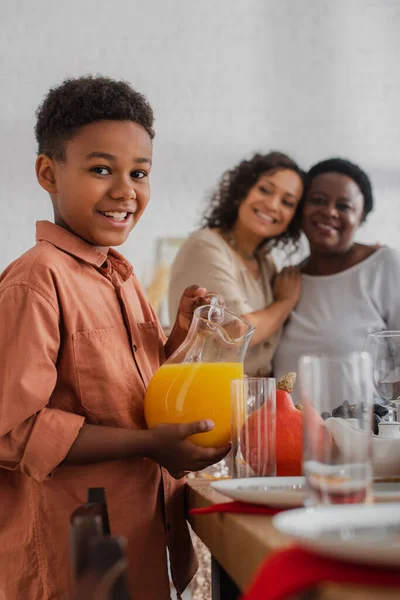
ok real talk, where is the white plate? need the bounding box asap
[212,476,400,507]
[211,477,306,508]
[273,503,400,567]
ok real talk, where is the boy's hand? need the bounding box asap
[176,285,208,332]
[146,420,230,475]
[165,285,224,357]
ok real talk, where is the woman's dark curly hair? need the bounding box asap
[202,152,305,250]
[35,75,155,160]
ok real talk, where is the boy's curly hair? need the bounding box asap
[202,152,305,250]
[35,75,155,160]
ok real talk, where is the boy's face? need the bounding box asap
[36,120,152,252]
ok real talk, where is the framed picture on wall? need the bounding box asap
[145,236,186,330]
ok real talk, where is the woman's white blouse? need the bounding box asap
[274,246,400,405]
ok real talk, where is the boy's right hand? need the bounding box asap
[146,420,230,476]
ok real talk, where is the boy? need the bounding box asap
[0,76,229,600]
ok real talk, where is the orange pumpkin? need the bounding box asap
[241,372,328,477]
[275,372,303,476]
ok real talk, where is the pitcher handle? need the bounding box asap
[205,292,224,324]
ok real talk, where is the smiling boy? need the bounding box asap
[0,76,229,600]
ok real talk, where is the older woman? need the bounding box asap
[274,157,400,404]
[169,152,305,377]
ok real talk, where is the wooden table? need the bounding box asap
[187,479,400,600]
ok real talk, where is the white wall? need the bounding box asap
[2,0,400,286]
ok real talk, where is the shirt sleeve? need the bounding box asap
[168,232,254,321]
[371,248,400,330]
[0,283,85,482]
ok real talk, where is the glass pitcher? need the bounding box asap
[144,300,254,455]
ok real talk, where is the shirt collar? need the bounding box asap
[107,248,134,281]
[36,221,134,280]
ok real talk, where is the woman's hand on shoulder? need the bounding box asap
[272,266,302,308]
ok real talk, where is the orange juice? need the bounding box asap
[144,362,243,447]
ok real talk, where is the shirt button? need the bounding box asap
[132,344,137,352]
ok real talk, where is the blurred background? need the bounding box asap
[1,0,400,325]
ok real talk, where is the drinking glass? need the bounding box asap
[364,331,400,421]
[299,352,373,506]
[231,377,276,478]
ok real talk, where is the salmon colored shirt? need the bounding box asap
[0,221,196,600]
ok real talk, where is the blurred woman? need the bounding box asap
[169,152,305,377]
[274,158,400,404]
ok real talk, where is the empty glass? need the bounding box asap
[231,378,276,478]
[364,331,400,421]
[299,352,374,506]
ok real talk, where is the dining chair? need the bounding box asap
[71,536,130,600]
[70,488,130,599]
[70,487,111,578]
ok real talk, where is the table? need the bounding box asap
[187,479,400,600]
